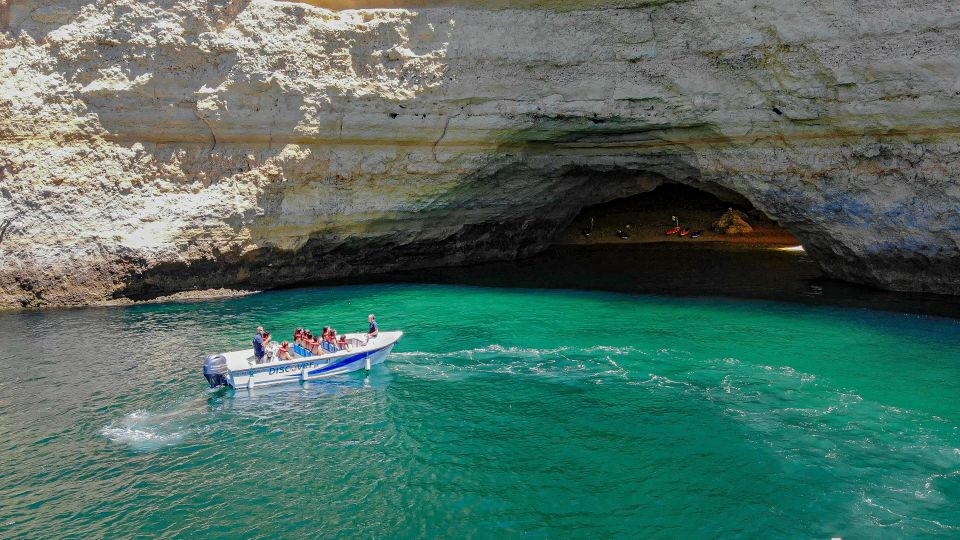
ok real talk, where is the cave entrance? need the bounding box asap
[555,183,798,246]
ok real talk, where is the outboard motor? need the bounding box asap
[203,355,230,389]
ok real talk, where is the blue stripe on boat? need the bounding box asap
[307,351,371,376]
[240,349,378,381]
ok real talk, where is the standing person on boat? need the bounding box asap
[368,314,379,339]
[252,326,266,363]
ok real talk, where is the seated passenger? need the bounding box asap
[337,334,350,351]
[294,327,303,345]
[331,329,343,347]
[261,331,274,362]
[308,333,321,356]
[323,330,340,353]
[277,340,292,361]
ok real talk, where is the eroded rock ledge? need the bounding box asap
[2,0,959,308]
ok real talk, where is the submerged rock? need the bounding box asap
[2,0,960,308]
[713,209,754,235]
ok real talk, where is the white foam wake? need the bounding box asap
[392,343,647,382]
[393,343,641,360]
[102,399,208,450]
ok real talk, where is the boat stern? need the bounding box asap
[203,354,230,388]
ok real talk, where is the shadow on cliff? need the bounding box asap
[92,2,813,302]
[26,2,757,302]
[92,4,920,301]
[114,117,740,301]
[100,3,468,300]
[10,0,960,305]
[114,214,563,301]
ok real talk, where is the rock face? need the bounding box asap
[714,209,753,235]
[2,0,960,308]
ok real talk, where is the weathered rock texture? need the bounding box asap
[2,0,960,308]
[714,209,753,235]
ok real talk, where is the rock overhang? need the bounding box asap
[1,0,960,308]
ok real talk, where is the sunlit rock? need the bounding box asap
[2,0,959,308]
[713,209,753,235]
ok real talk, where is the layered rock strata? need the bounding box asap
[2,0,960,308]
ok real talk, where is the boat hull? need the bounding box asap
[230,345,394,389]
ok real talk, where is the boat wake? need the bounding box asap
[392,344,642,382]
[101,398,210,451]
[394,344,640,360]
[394,343,960,535]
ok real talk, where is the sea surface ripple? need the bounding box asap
[1,284,959,538]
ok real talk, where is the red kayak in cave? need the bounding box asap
[679,228,691,237]
[665,226,681,236]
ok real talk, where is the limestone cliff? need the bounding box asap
[2,0,959,308]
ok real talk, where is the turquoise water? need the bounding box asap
[2,284,960,538]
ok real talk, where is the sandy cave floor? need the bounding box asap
[554,185,799,247]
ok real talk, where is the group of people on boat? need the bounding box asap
[294,326,349,357]
[251,314,380,363]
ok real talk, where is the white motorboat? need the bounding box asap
[203,331,403,390]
